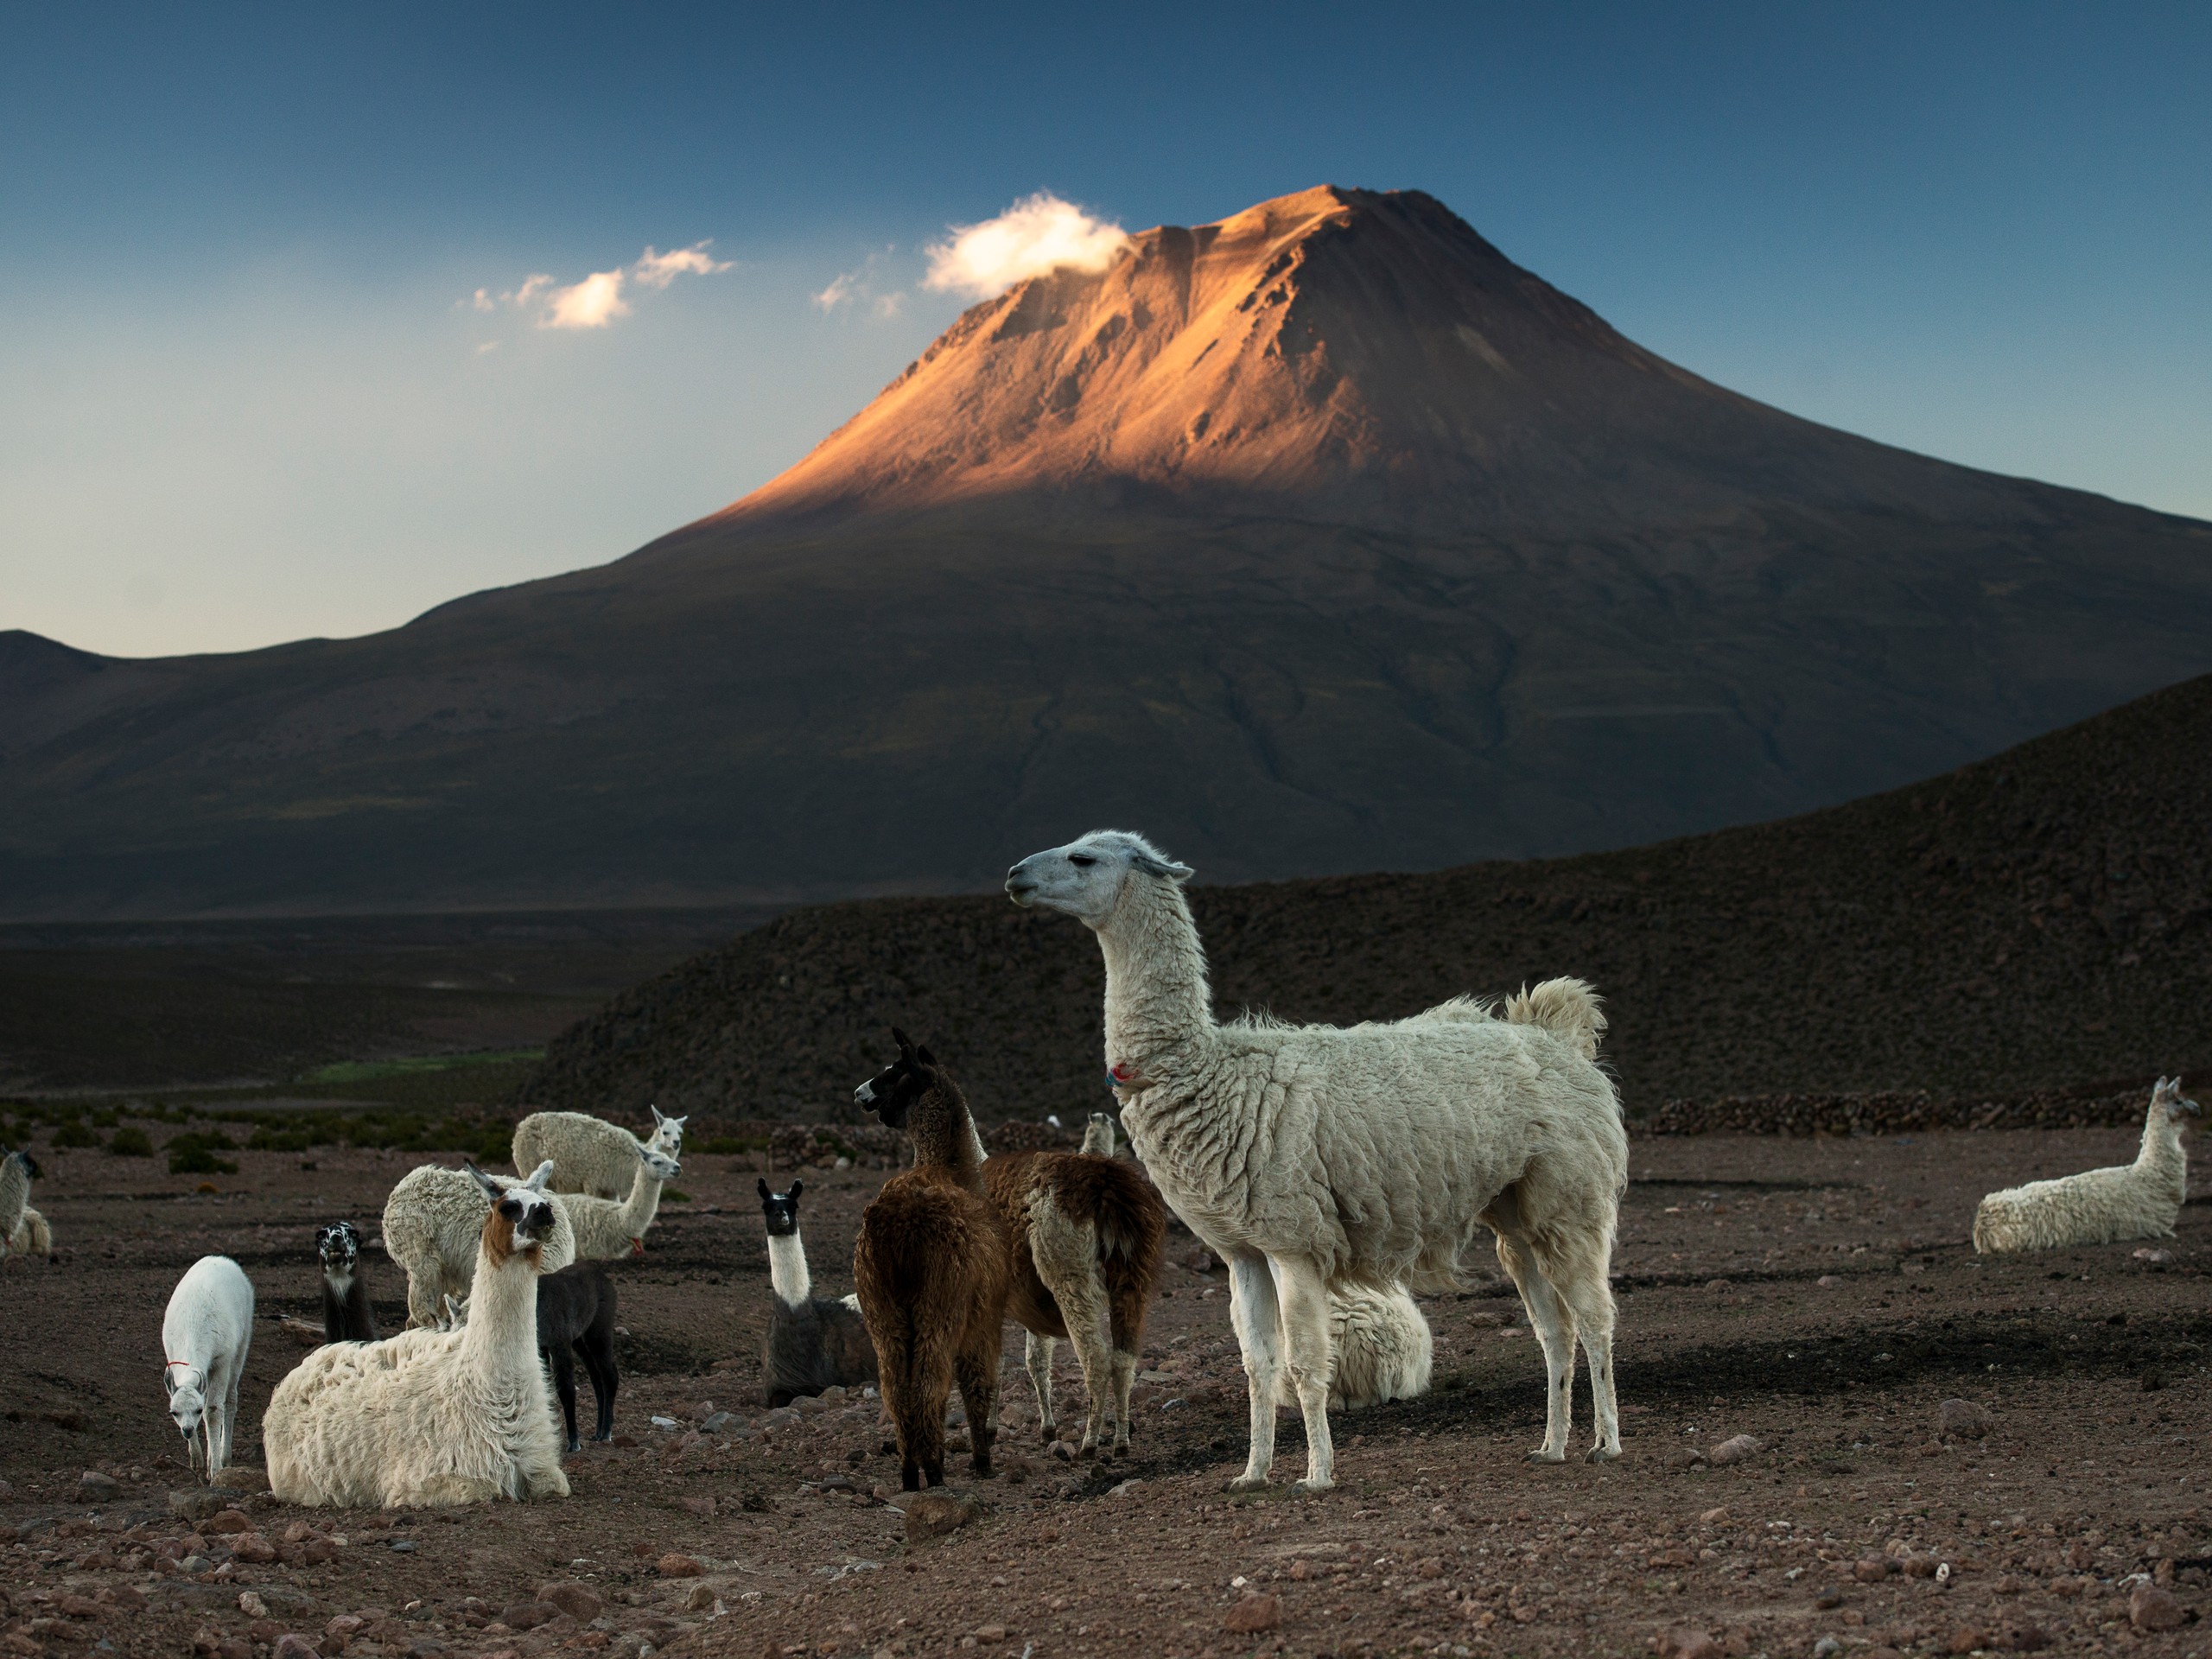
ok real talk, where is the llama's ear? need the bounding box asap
[915,1044,937,1067]
[524,1159,556,1191]
[789,1179,804,1202]
[757,1178,772,1201]
[1129,847,1195,882]
[650,1104,666,1127]
[465,1162,502,1198]
[892,1027,914,1056]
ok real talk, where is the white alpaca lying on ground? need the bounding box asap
[1008,830,1627,1491]
[512,1106,687,1200]
[162,1255,256,1480]
[264,1162,573,1509]
[1974,1077,2200,1253]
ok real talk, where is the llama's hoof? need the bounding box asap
[1225,1472,1272,1493]
[1525,1447,1567,1464]
[1584,1443,1621,1464]
[1291,1475,1334,1495]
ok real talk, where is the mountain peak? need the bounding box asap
[706,184,1974,536]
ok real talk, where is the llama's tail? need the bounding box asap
[1503,977,1606,1061]
[17,1207,51,1255]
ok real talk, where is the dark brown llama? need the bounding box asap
[851,1030,1012,1490]
[983,1108,1166,1457]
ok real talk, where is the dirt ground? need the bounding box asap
[3,1125,2209,1659]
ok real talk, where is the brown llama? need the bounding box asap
[984,1109,1165,1457]
[851,1030,1011,1491]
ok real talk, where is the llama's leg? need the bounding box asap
[954,1331,1001,1480]
[403,1262,442,1330]
[1226,1250,1283,1491]
[1023,1332,1058,1442]
[1029,1205,1116,1455]
[550,1346,581,1453]
[1270,1255,1338,1494]
[903,1332,956,1490]
[1497,1232,1579,1462]
[582,1338,619,1441]
[1107,1281,1147,1457]
[223,1363,243,1471]
[1543,1220,1623,1461]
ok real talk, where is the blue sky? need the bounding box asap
[3,2,2207,658]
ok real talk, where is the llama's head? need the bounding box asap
[5,1148,41,1181]
[1006,830,1192,925]
[471,1160,562,1269]
[853,1027,941,1130]
[757,1177,804,1237]
[1083,1111,1117,1156]
[437,1293,470,1332]
[635,1138,683,1181]
[315,1219,362,1279]
[646,1105,689,1159]
[164,1363,207,1465]
[2152,1077,2202,1122]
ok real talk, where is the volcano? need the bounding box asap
[3,186,2209,919]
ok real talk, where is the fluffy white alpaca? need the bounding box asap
[1007,830,1628,1491]
[512,1106,687,1201]
[265,1162,573,1509]
[162,1255,256,1480]
[1974,1077,2200,1252]
[383,1159,575,1327]
[0,1149,40,1265]
[1274,1284,1435,1411]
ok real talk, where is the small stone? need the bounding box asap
[657,1553,703,1577]
[1854,1558,1893,1582]
[1947,1630,1986,1655]
[1811,1640,1842,1659]
[204,1508,255,1534]
[679,1496,715,1519]
[1816,1275,1841,1287]
[232,1534,278,1562]
[1699,1507,1731,1525]
[1657,1630,1720,1659]
[212,1465,266,1491]
[1105,1478,1141,1497]
[1814,1588,1843,1610]
[76,1471,119,1503]
[2133,1247,2176,1264]
[1707,1434,1762,1466]
[1048,1441,1076,1463]
[906,1492,987,1541]
[1224,1594,1281,1634]
[536,1582,602,1623]
[169,1489,229,1520]
[683,1583,719,1613]
[273,1637,321,1659]
[499,1603,554,1630]
[1662,1446,1706,1470]
[2005,1627,2052,1652]
[238,1592,270,1618]
[2131,1584,2186,1631]
[973,1626,1007,1644]
[1902,1554,1940,1579]
[1937,1399,1992,1440]
[325,1616,365,1643]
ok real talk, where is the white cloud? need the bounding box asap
[922,193,1129,301]
[468,243,730,334]
[543,269,630,329]
[814,270,861,311]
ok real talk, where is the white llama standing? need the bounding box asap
[264,1162,574,1509]
[1007,829,1627,1491]
[1974,1077,2200,1252]
[162,1255,256,1479]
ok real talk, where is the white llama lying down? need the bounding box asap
[1274,1284,1434,1412]
[264,1162,574,1509]
[1009,830,1628,1491]
[1974,1077,2200,1253]
[512,1105,687,1201]
[162,1255,256,1480]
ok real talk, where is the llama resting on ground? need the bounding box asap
[757,1179,876,1408]
[317,1220,380,1344]
[1008,829,1628,1491]
[512,1106,688,1201]
[162,1255,256,1480]
[0,1149,41,1266]
[852,1031,1011,1491]
[860,1045,1165,1457]
[1974,1077,2200,1253]
[1274,1283,1434,1412]
[264,1162,573,1509]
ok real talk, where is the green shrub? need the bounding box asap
[167,1133,239,1176]
[662,1188,690,1203]
[51,1119,101,1149]
[107,1126,155,1157]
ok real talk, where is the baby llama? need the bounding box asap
[757,1179,877,1407]
[1974,1077,2201,1252]
[1008,830,1627,1491]
[512,1106,688,1201]
[162,1255,256,1479]
[851,1031,1011,1490]
[0,1148,41,1266]
[861,1051,1166,1458]
[264,1162,574,1508]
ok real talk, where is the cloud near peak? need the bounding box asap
[472,240,732,332]
[922,194,1128,302]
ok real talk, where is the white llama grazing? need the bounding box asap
[264,1162,573,1509]
[512,1106,687,1200]
[1274,1284,1434,1411]
[0,1149,40,1265]
[1974,1077,2201,1253]
[162,1255,256,1480]
[1007,830,1628,1491]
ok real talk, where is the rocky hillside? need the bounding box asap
[520,672,2212,1125]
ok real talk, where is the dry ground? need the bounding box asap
[3,1127,2209,1659]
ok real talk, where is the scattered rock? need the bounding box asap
[1224,1594,1281,1633]
[1699,1507,1732,1525]
[1106,1478,1142,1497]
[75,1470,119,1503]
[203,1508,255,1534]
[325,1616,365,1645]
[1811,1641,1842,1659]
[213,1466,266,1492]
[169,1489,230,1521]
[1655,1630,1720,1659]
[683,1583,720,1613]
[1048,1441,1076,1463]
[2003,1626,2053,1652]
[656,1554,703,1578]
[238,1592,270,1618]
[1854,1558,1893,1582]
[2133,1248,2176,1265]
[499,1602,554,1630]
[1814,1587,1843,1610]
[906,1491,987,1541]
[1902,1554,1941,1579]
[679,1496,715,1519]
[232,1534,278,1563]
[1947,1630,1986,1655]
[536,1582,602,1623]
[273,1637,321,1659]
[1938,1399,1992,1440]
[1816,1275,1842,1287]
[2131,1584,2186,1631]
[972,1625,1007,1644]
[1708,1434,1762,1466]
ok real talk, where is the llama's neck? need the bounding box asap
[614,1160,666,1237]
[459,1244,542,1377]
[767,1230,810,1307]
[0,1160,27,1220]
[1096,876,1215,1079]
[911,1083,987,1194]
[2137,1108,2189,1179]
